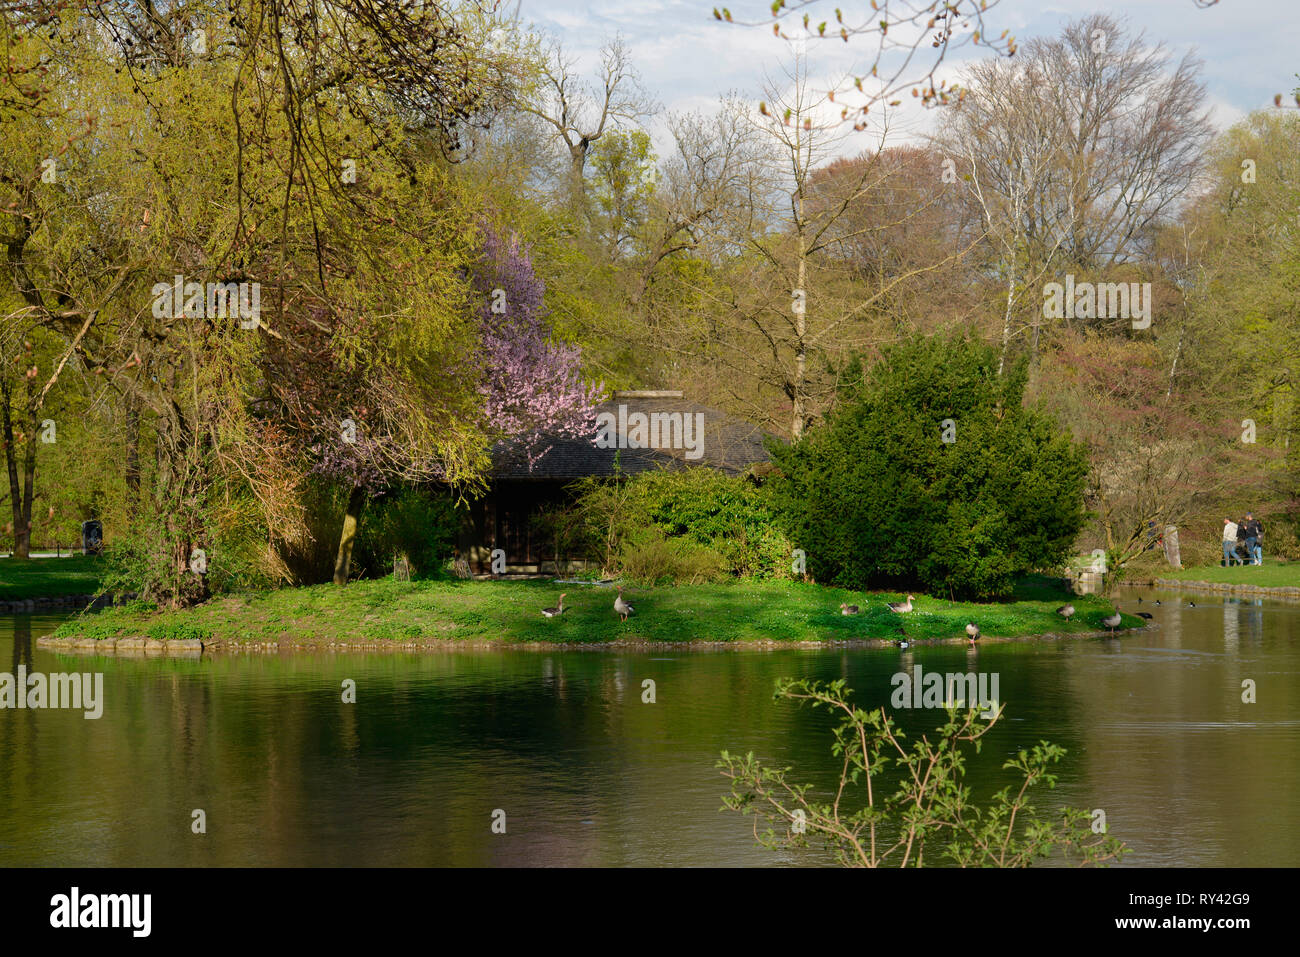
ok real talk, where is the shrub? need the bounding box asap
[719,679,1128,867]
[354,487,461,580]
[766,335,1089,600]
[530,501,592,577]
[571,468,794,579]
[618,528,728,586]
[100,500,273,606]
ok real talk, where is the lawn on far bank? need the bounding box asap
[1137,561,1299,589]
[50,575,1141,646]
[0,555,105,600]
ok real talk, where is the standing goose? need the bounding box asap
[839,603,860,615]
[541,593,567,618]
[1056,604,1075,623]
[614,586,635,622]
[965,622,981,645]
[1102,611,1122,634]
[886,595,915,614]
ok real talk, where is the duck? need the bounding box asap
[1056,604,1075,623]
[1102,611,1122,634]
[897,627,910,649]
[1153,599,1162,606]
[1137,596,1143,604]
[541,593,567,618]
[1188,601,1196,608]
[614,586,635,622]
[886,595,915,614]
[1136,611,1153,620]
[839,603,860,615]
[965,622,981,645]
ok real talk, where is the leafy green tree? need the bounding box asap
[719,678,1129,868]
[765,334,1088,599]
[587,129,655,261]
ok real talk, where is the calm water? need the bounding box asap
[2,587,1298,867]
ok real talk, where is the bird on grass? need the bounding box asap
[887,595,915,614]
[965,622,981,645]
[840,603,860,615]
[1056,604,1075,623]
[541,593,568,618]
[1102,611,1122,634]
[614,586,635,622]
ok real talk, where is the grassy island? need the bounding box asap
[47,575,1142,649]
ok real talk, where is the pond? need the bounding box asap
[2,587,1297,866]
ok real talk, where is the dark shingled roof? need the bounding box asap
[492,396,775,480]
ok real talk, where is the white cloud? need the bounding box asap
[520,0,1290,163]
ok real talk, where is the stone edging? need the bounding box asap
[36,627,1139,656]
[36,635,205,656]
[1127,578,1300,597]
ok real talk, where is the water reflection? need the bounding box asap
[1,590,1299,867]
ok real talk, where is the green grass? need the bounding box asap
[0,555,106,599]
[1144,561,1300,588]
[50,574,1141,645]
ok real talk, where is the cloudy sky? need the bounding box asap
[517,0,1296,156]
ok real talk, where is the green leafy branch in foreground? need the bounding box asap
[718,678,1129,867]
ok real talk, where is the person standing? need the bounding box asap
[1242,513,1264,565]
[1222,518,1240,566]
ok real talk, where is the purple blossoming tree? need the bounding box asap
[312,224,603,583]
[471,225,604,467]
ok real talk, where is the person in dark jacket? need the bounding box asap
[1242,513,1264,565]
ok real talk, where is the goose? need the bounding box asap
[1102,611,1122,634]
[965,622,981,645]
[839,603,860,615]
[541,593,567,618]
[1136,611,1153,620]
[614,586,635,622]
[1056,604,1075,623]
[886,595,915,614]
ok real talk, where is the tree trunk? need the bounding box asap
[0,375,24,557]
[997,267,1016,377]
[125,395,141,501]
[18,401,35,558]
[1166,313,1188,398]
[791,229,808,439]
[18,367,37,557]
[333,485,366,585]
